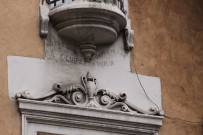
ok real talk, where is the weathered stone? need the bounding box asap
[8,55,162,113]
[18,98,163,135]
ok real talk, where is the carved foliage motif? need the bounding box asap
[16,72,164,116]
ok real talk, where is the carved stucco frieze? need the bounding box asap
[16,72,164,116]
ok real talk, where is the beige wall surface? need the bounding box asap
[129,0,203,134]
[0,0,44,135]
[0,0,202,135]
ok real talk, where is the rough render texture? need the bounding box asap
[128,0,203,134]
[0,0,202,135]
[0,0,44,135]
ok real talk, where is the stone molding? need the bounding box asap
[19,98,163,135]
[17,72,164,116]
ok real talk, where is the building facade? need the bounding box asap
[0,0,202,135]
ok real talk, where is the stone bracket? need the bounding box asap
[39,1,50,37]
[123,0,134,51]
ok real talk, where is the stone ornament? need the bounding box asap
[39,0,49,37]
[16,72,164,116]
[39,0,135,61]
[125,28,135,51]
[18,99,163,135]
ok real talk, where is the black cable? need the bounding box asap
[131,53,203,124]
[164,115,203,124]
[131,53,160,110]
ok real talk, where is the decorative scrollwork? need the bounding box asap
[16,72,164,116]
[108,102,135,113]
[96,89,127,102]
[72,91,88,107]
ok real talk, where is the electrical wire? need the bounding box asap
[131,53,160,110]
[164,115,203,124]
[130,53,203,125]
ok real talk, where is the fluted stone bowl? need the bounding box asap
[49,1,127,60]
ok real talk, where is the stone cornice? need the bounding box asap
[18,98,163,135]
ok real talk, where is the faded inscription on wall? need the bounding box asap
[45,35,121,67]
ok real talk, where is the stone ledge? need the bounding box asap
[18,99,163,135]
